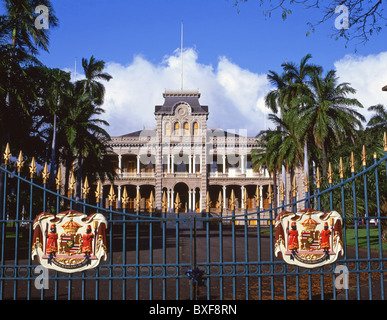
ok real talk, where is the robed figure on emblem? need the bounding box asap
[275,209,344,268]
[31,210,108,273]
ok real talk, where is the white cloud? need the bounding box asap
[334,51,387,121]
[101,48,271,137]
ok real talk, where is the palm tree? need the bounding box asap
[367,104,387,133]
[57,83,114,199]
[295,69,365,174]
[281,54,322,178]
[78,55,112,106]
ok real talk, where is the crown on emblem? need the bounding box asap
[301,218,319,231]
[61,217,82,234]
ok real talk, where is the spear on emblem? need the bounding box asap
[93,220,99,257]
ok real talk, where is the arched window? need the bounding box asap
[193,122,199,136]
[165,122,171,136]
[184,122,190,136]
[174,122,180,136]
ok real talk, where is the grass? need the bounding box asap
[345,227,387,251]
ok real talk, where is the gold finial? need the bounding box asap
[291,175,297,198]
[383,132,387,152]
[327,162,333,184]
[254,185,261,207]
[267,184,273,205]
[148,190,154,212]
[174,192,181,213]
[108,184,116,206]
[217,191,223,213]
[121,186,129,208]
[161,190,168,213]
[82,177,90,199]
[339,157,345,179]
[230,189,236,211]
[316,167,321,189]
[303,173,309,193]
[135,188,141,211]
[69,172,76,195]
[243,188,248,210]
[361,145,367,167]
[16,151,24,173]
[29,157,37,178]
[350,152,356,173]
[205,191,212,212]
[55,167,62,190]
[95,180,102,204]
[3,143,11,165]
[42,162,49,184]
[279,180,285,201]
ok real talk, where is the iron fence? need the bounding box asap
[0,140,386,300]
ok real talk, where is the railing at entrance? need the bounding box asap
[0,137,386,300]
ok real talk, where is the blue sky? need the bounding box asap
[5,0,387,136]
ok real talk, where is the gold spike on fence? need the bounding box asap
[135,188,141,212]
[161,190,168,213]
[303,172,309,193]
[95,181,102,204]
[121,186,129,208]
[108,184,116,206]
[243,188,248,210]
[69,172,76,195]
[148,190,154,212]
[361,145,367,167]
[279,180,285,202]
[230,189,236,211]
[316,167,321,189]
[384,132,387,152]
[339,157,345,179]
[17,151,24,173]
[174,192,181,214]
[267,184,273,205]
[55,167,62,190]
[292,175,297,198]
[217,190,223,214]
[82,177,90,199]
[3,143,11,165]
[255,185,261,208]
[350,152,356,173]
[42,162,49,184]
[327,162,333,184]
[29,157,36,178]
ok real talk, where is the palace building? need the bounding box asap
[104,90,304,220]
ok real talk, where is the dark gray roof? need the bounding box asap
[118,128,156,138]
[154,91,209,115]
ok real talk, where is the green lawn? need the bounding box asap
[345,227,387,251]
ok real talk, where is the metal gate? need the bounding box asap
[0,140,386,300]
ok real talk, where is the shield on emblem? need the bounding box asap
[274,209,344,268]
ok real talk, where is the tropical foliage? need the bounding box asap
[0,0,115,201]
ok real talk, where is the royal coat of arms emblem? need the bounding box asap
[274,209,344,268]
[31,210,108,273]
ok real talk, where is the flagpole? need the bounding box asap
[181,20,183,91]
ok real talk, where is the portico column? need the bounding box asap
[118,155,122,174]
[193,189,196,212]
[189,155,192,174]
[171,154,174,174]
[241,155,245,174]
[137,155,140,174]
[223,155,226,174]
[193,155,196,174]
[167,154,170,174]
[188,189,192,212]
[259,186,264,208]
[171,189,174,212]
[167,189,171,211]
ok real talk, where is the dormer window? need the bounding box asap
[184,122,190,136]
[193,122,199,136]
[165,122,171,136]
[174,122,180,136]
